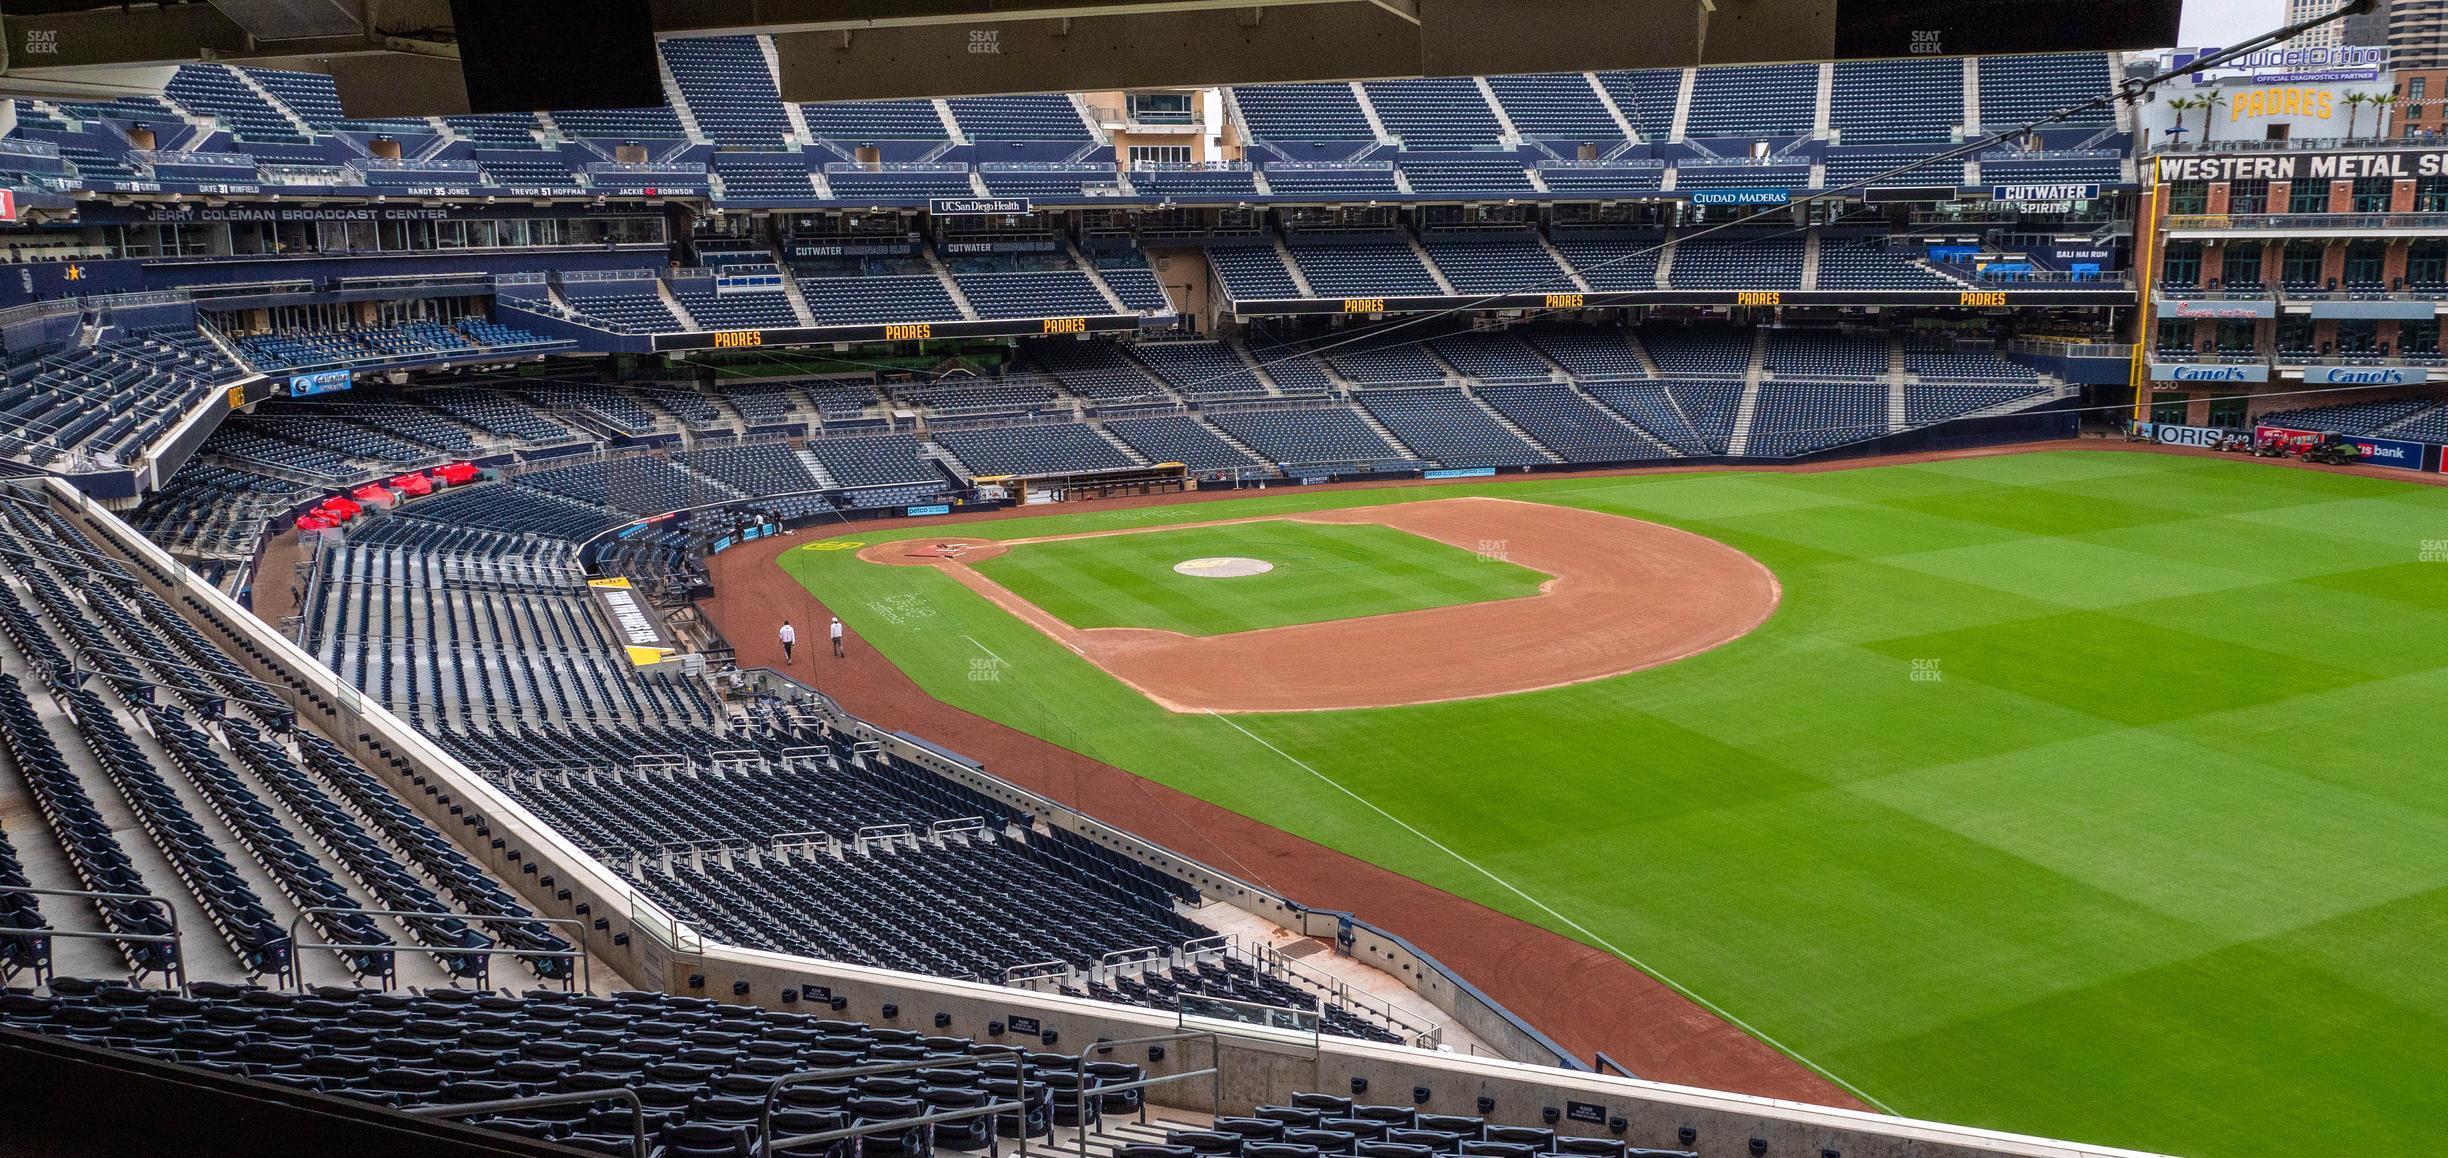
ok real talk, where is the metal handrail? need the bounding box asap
[1178,994,1323,1052]
[769,830,841,858]
[1072,1030,1225,1157]
[282,907,589,993]
[404,1088,646,1158]
[1004,959,1072,986]
[854,823,915,852]
[0,885,187,988]
[756,1045,1032,1158]
[1246,942,1433,1044]
[1096,946,1165,973]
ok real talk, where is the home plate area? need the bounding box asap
[865,497,1780,712]
[1173,556,1275,578]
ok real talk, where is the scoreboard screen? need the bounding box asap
[1833,0,2183,58]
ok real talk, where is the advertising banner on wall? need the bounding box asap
[2301,365,2431,386]
[2257,425,2322,452]
[2164,45,2384,86]
[2158,149,2448,184]
[2160,298,2277,319]
[2304,301,2442,320]
[2136,423,2235,448]
[1993,183,2101,203]
[287,369,352,397]
[1689,188,1794,206]
[2151,363,2270,383]
[2258,425,2431,469]
[2343,434,2430,470]
[929,197,1032,216]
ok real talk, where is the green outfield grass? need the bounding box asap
[967,519,1550,635]
[778,451,2448,1158]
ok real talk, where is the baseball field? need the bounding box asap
[771,449,2448,1157]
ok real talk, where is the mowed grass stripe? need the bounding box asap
[781,451,2448,1157]
[969,520,1549,636]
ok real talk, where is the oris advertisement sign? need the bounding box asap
[2150,363,2270,383]
[2137,423,2234,448]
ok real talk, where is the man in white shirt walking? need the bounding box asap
[830,616,846,658]
[779,620,796,665]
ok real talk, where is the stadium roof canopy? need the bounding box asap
[0,0,2176,112]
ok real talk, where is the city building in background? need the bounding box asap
[2391,0,2448,68]
[2291,0,2350,49]
[2344,0,2394,47]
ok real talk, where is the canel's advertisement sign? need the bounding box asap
[2300,366,2430,386]
[2150,363,2270,383]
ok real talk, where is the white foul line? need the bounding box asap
[961,634,1008,665]
[1204,709,1895,1115]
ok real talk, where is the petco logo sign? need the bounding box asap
[2302,365,2429,386]
[2151,363,2270,383]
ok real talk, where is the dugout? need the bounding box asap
[979,462,1189,504]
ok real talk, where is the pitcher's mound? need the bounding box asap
[1173,556,1274,578]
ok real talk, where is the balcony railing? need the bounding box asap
[2163,211,2448,231]
[2008,338,2133,359]
[2145,134,2399,155]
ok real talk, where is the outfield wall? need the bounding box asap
[46,476,2174,1158]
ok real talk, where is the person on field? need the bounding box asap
[830,616,846,658]
[779,620,796,665]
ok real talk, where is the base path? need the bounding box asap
[706,492,1864,1111]
[861,497,1781,713]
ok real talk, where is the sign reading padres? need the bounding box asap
[1343,298,1387,313]
[885,323,933,341]
[712,330,764,348]
[1737,290,1783,307]
[1041,316,1087,334]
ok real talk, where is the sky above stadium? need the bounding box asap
[2181,0,2286,44]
